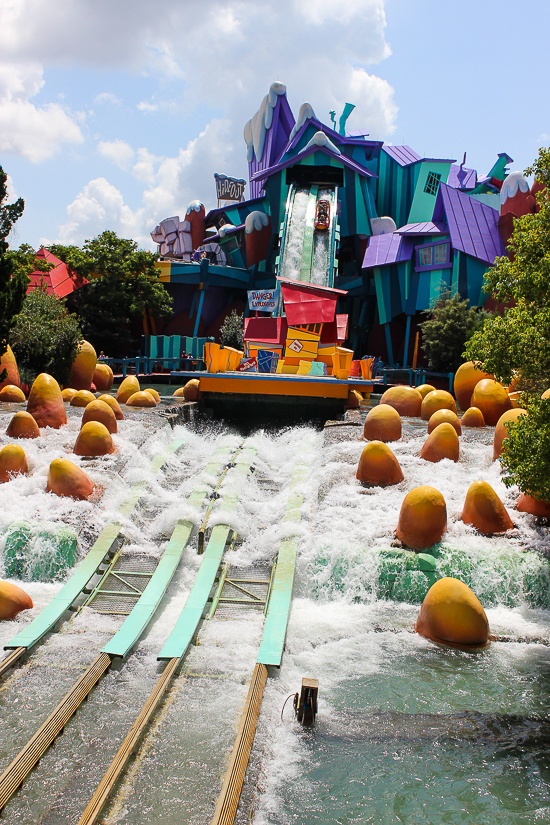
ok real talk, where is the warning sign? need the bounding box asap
[288,339,303,354]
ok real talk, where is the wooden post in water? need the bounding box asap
[412,332,420,370]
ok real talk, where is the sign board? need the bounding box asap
[237,357,258,372]
[214,173,246,203]
[247,289,278,313]
[288,339,303,354]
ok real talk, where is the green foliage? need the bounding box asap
[0,168,28,373]
[7,243,52,281]
[465,147,550,391]
[11,286,82,385]
[500,396,550,503]
[219,310,244,349]
[50,231,173,356]
[419,290,489,373]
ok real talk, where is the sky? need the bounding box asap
[1,0,548,252]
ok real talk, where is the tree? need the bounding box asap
[419,289,489,373]
[50,231,173,356]
[500,396,550,503]
[11,285,82,386]
[220,310,244,350]
[0,167,28,373]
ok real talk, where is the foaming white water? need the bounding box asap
[280,188,309,280]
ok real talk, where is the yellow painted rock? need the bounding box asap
[542,388,550,400]
[471,379,512,426]
[183,379,200,401]
[356,441,404,487]
[74,421,115,456]
[172,387,184,397]
[70,390,96,408]
[6,411,40,439]
[516,494,550,518]
[116,375,140,404]
[69,340,97,391]
[396,486,447,550]
[363,404,401,442]
[460,406,485,428]
[427,409,461,435]
[380,386,422,417]
[47,457,94,500]
[493,408,528,461]
[454,361,493,411]
[62,388,77,402]
[416,383,436,399]
[420,390,457,420]
[0,445,28,482]
[144,388,161,404]
[27,373,67,429]
[0,580,33,620]
[0,345,21,390]
[346,390,363,408]
[93,363,114,392]
[420,423,459,463]
[97,394,124,420]
[82,399,117,434]
[0,385,25,402]
[416,577,489,648]
[461,480,513,534]
[125,391,157,408]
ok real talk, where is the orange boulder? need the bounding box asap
[420,390,457,420]
[125,391,157,408]
[47,457,94,500]
[516,494,550,518]
[454,361,493,411]
[27,374,67,429]
[460,407,485,428]
[542,388,550,400]
[380,386,422,417]
[172,387,184,397]
[97,394,124,420]
[74,421,115,456]
[183,379,200,401]
[93,363,114,392]
[461,480,513,534]
[471,379,512,426]
[0,384,25,402]
[0,345,21,390]
[356,441,404,487]
[0,580,33,620]
[6,411,40,439]
[346,390,362,408]
[416,384,436,399]
[363,404,401,442]
[144,387,161,404]
[0,444,28,482]
[82,399,118,434]
[493,408,528,461]
[62,388,77,402]
[70,390,96,408]
[416,577,489,648]
[427,409,461,435]
[396,486,447,551]
[420,423,459,463]
[116,375,140,404]
[69,340,97,391]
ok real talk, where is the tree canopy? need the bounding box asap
[0,167,29,370]
[419,289,488,373]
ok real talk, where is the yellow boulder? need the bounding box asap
[516,494,550,518]
[27,373,67,429]
[74,421,115,456]
[97,394,124,420]
[427,409,461,435]
[471,379,512,426]
[363,404,401,442]
[346,389,363,408]
[460,406,485,428]
[47,457,94,500]
[172,387,184,397]
[0,384,25,402]
[396,486,447,551]
[416,577,489,648]
[420,422,459,463]
[454,361,493,411]
[0,580,33,620]
[69,340,97,391]
[0,345,21,390]
[493,408,528,461]
[0,444,28,482]
[62,388,77,402]
[416,383,436,399]
[182,379,200,401]
[356,441,404,487]
[380,386,422,417]
[116,375,140,403]
[82,399,117,434]
[144,388,161,403]
[6,411,40,439]
[70,390,96,408]
[542,388,550,400]
[420,389,457,420]
[461,480,513,534]
[93,363,114,391]
[125,391,157,408]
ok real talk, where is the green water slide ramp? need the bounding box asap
[158,448,257,661]
[5,438,186,652]
[257,463,307,667]
[102,445,235,659]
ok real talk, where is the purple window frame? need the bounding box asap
[415,240,452,272]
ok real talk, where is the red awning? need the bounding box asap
[27,248,88,299]
[277,278,347,325]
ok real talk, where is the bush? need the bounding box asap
[220,310,244,349]
[500,396,550,503]
[419,290,489,373]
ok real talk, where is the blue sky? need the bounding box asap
[1,0,547,251]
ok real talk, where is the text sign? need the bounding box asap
[214,173,246,202]
[247,289,278,313]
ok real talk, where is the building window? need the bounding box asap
[416,241,452,271]
[424,171,441,196]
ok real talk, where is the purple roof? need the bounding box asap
[434,183,505,265]
[447,164,477,190]
[382,145,421,166]
[396,221,447,235]
[362,233,414,268]
[251,143,377,184]
[282,116,381,160]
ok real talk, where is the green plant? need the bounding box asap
[500,396,550,503]
[220,310,244,349]
[0,167,28,378]
[419,289,489,373]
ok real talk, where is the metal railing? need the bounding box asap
[380,368,455,394]
[100,357,204,378]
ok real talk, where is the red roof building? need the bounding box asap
[27,248,88,299]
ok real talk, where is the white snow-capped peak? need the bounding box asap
[303,131,341,156]
[243,82,287,164]
[500,171,529,205]
[289,103,316,142]
[245,211,270,234]
[186,200,204,215]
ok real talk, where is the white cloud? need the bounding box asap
[94,92,121,105]
[97,139,135,168]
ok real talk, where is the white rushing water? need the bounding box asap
[279,187,309,281]
[310,187,335,287]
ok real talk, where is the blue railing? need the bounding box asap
[100,357,204,379]
[380,368,455,394]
